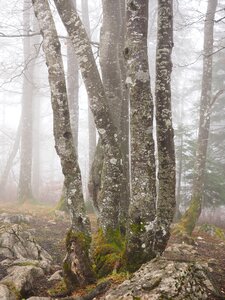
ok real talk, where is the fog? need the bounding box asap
[0,0,224,221]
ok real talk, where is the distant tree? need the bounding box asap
[174,0,218,237]
[18,0,37,203]
[0,119,21,194]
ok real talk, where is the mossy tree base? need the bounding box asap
[92,228,126,278]
[173,195,202,244]
[55,193,68,212]
[63,228,96,291]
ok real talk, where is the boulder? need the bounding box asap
[0,225,52,272]
[1,265,44,296]
[0,284,17,300]
[103,258,216,300]
[48,270,63,281]
[0,213,32,224]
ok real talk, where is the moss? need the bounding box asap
[65,228,91,253]
[173,195,201,238]
[3,281,21,300]
[92,228,126,278]
[63,228,95,290]
[13,261,39,267]
[55,194,68,212]
[48,279,67,296]
[199,224,225,240]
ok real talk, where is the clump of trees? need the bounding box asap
[32,0,175,289]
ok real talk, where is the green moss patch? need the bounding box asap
[92,228,126,278]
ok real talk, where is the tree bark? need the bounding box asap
[32,18,41,200]
[99,0,129,226]
[53,0,124,234]
[175,0,218,236]
[125,0,157,271]
[67,39,79,150]
[154,0,175,253]
[18,0,35,204]
[32,0,95,289]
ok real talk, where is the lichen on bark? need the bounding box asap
[125,0,157,270]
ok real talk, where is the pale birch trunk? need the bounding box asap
[18,0,34,203]
[125,0,157,271]
[32,0,95,289]
[54,0,124,234]
[175,0,218,236]
[154,0,175,253]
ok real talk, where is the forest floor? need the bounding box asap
[0,203,224,299]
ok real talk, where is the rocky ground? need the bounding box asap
[0,203,224,300]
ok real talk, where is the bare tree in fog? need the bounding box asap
[174,0,219,237]
[18,0,39,203]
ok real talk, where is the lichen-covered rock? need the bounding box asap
[48,270,63,281]
[103,258,216,300]
[0,225,52,272]
[1,265,44,295]
[0,283,17,300]
[164,243,199,261]
[0,213,32,224]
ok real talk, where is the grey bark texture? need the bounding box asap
[18,0,35,203]
[125,0,157,270]
[32,18,41,200]
[32,0,95,288]
[67,39,79,150]
[176,0,218,236]
[99,0,129,226]
[155,0,175,253]
[53,0,124,234]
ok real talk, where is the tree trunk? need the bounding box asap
[99,0,129,227]
[18,0,35,204]
[53,0,124,234]
[67,39,79,150]
[125,0,157,271]
[175,0,217,236]
[32,18,41,200]
[0,119,21,194]
[118,0,130,223]
[32,0,95,289]
[81,0,96,173]
[154,0,175,253]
